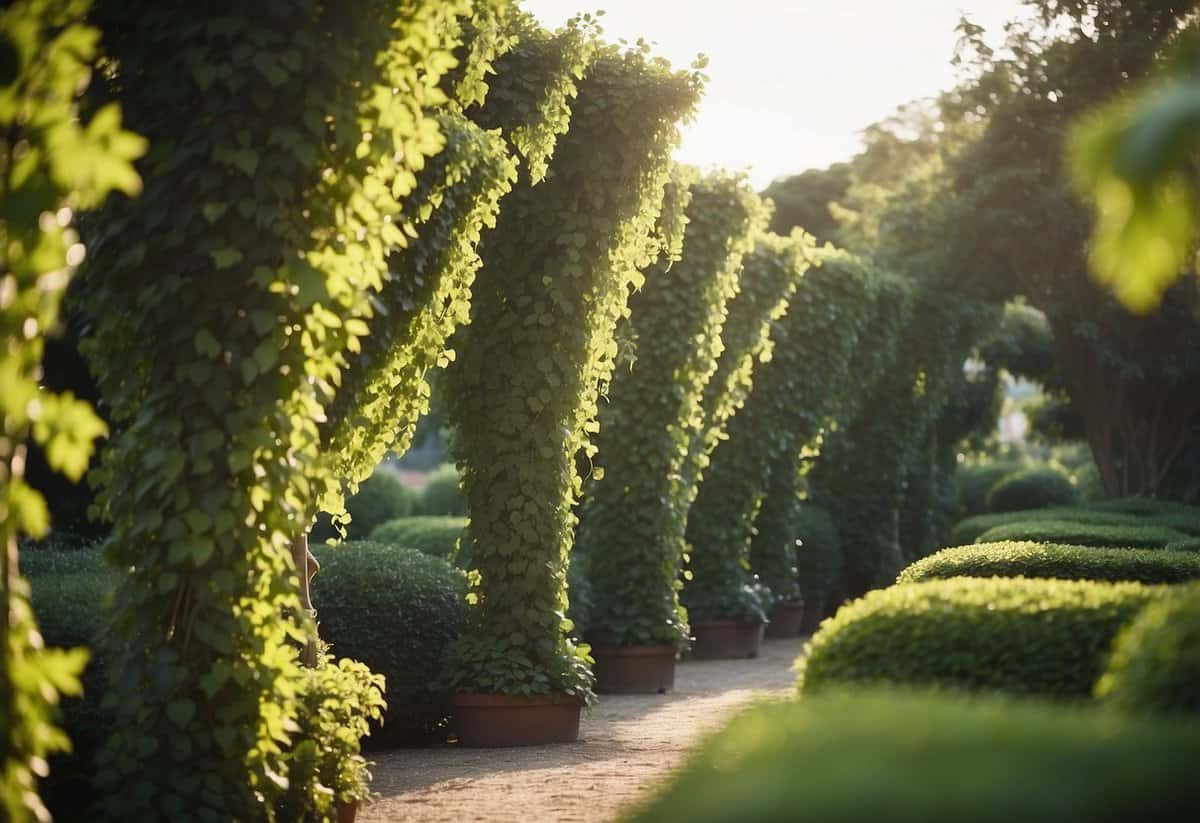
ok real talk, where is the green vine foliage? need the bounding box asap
[681,231,806,491]
[0,2,142,819]
[76,1,477,817]
[809,290,994,597]
[748,267,916,609]
[574,170,768,649]
[684,248,869,620]
[444,44,703,699]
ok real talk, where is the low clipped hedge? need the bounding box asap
[953,459,1026,518]
[796,577,1161,699]
[310,541,466,744]
[624,689,1200,823]
[949,507,1138,545]
[312,468,417,542]
[415,462,467,516]
[367,516,468,564]
[974,520,1191,550]
[792,503,843,632]
[1095,589,1200,717]
[985,467,1078,513]
[898,541,1200,586]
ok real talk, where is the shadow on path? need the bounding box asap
[362,636,807,822]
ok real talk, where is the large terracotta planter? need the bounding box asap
[450,692,582,747]
[592,644,676,694]
[335,800,358,823]
[688,620,765,660]
[765,601,806,638]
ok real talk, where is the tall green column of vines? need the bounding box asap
[78,2,472,817]
[316,13,594,523]
[0,2,142,819]
[444,45,702,698]
[683,246,867,622]
[809,291,993,598]
[753,272,915,624]
[574,171,768,649]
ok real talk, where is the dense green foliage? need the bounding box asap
[625,689,1200,823]
[899,542,1200,586]
[974,520,1191,550]
[1095,589,1200,717]
[985,467,1079,512]
[789,502,843,632]
[444,44,702,698]
[0,1,140,818]
[416,463,468,517]
[367,516,467,564]
[684,236,847,621]
[310,542,465,742]
[575,171,767,648]
[951,459,1027,519]
[797,578,1160,699]
[325,470,415,542]
[74,0,489,815]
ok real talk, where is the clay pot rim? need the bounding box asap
[449,692,584,708]
[590,644,678,657]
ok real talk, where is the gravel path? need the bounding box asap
[362,636,807,822]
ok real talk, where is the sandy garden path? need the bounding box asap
[362,635,807,822]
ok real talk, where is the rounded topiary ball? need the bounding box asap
[1095,591,1200,717]
[311,541,465,744]
[986,467,1078,513]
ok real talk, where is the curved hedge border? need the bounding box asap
[625,689,1200,823]
[444,45,702,698]
[0,2,139,817]
[974,520,1191,549]
[1095,589,1200,716]
[986,467,1079,512]
[796,577,1161,699]
[575,170,767,647]
[898,541,1200,585]
[949,506,1136,545]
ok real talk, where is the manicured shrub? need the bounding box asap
[337,470,415,540]
[367,516,468,564]
[974,520,1190,549]
[949,506,1138,545]
[953,459,1026,517]
[1087,497,1200,536]
[791,503,843,632]
[310,542,466,743]
[416,463,468,517]
[986,466,1079,512]
[624,689,1200,823]
[796,577,1160,699]
[1095,589,1200,716]
[898,541,1200,585]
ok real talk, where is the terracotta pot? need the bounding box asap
[591,644,676,694]
[765,601,806,638]
[450,692,582,747]
[335,800,358,823]
[688,620,765,660]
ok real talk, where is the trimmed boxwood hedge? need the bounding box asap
[310,541,466,744]
[974,520,1191,550]
[796,577,1161,699]
[624,689,1200,823]
[898,541,1200,585]
[985,467,1078,513]
[1095,589,1200,716]
[368,516,468,564]
[949,506,1139,545]
[953,459,1026,517]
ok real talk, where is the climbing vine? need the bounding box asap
[0,3,142,819]
[77,1,474,817]
[444,43,703,698]
[684,247,866,621]
[575,171,768,648]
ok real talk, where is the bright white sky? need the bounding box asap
[524,0,1030,187]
